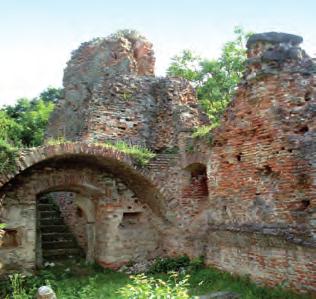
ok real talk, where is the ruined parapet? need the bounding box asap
[246,32,315,78]
[46,31,207,150]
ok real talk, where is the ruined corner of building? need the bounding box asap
[0,31,315,294]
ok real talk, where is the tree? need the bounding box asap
[38,86,63,104]
[167,27,251,124]
[1,87,60,147]
[0,110,22,146]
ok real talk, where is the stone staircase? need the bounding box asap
[38,197,84,262]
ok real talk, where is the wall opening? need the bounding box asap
[183,163,209,199]
[2,229,19,248]
[120,212,142,228]
[36,192,85,265]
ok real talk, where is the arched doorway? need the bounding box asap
[0,144,166,274]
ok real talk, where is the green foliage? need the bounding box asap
[9,273,29,299]
[0,223,6,229]
[188,256,205,272]
[191,123,219,139]
[167,27,251,124]
[2,261,312,299]
[148,256,191,273]
[0,139,18,173]
[1,87,60,148]
[0,111,22,146]
[46,136,70,145]
[118,272,191,299]
[103,141,156,166]
[148,256,205,274]
[38,87,63,104]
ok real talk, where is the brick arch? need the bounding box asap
[0,142,166,217]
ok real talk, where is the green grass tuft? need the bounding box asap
[103,140,156,166]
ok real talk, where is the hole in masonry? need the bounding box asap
[76,207,84,218]
[305,91,312,102]
[298,125,309,134]
[236,153,242,162]
[185,163,209,197]
[263,165,272,175]
[119,212,142,228]
[2,229,19,248]
[300,199,310,210]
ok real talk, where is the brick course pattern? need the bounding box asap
[0,31,315,294]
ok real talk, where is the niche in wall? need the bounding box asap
[185,163,209,197]
[2,229,20,248]
[119,212,142,228]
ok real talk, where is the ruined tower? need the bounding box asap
[46,31,206,150]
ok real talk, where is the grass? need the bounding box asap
[103,140,156,166]
[46,136,71,145]
[4,260,312,299]
[44,139,156,166]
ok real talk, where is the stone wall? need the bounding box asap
[0,31,315,294]
[0,160,164,274]
[182,32,315,293]
[46,31,207,150]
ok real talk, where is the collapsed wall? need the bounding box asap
[180,32,316,293]
[46,31,206,150]
[0,31,315,294]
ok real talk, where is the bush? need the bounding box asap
[118,272,191,299]
[148,256,191,274]
[0,139,18,173]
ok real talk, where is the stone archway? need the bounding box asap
[0,143,167,274]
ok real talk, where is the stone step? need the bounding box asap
[41,225,69,233]
[40,218,65,226]
[41,232,74,242]
[40,210,60,218]
[42,240,77,249]
[42,248,82,258]
[38,204,57,211]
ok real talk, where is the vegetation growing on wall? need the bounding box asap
[167,27,251,126]
[0,139,18,173]
[103,141,156,166]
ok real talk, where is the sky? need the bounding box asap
[0,0,315,106]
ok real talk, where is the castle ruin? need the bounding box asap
[0,31,315,294]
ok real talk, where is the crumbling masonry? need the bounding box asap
[0,31,315,293]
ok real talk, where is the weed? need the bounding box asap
[191,123,219,139]
[103,140,156,166]
[46,136,70,145]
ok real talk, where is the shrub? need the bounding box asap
[0,139,18,173]
[188,256,205,271]
[191,123,219,139]
[118,272,191,299]
[148,256,191,274]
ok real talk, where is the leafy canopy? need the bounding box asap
[167,27,251,124]
[1,87,61,148]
